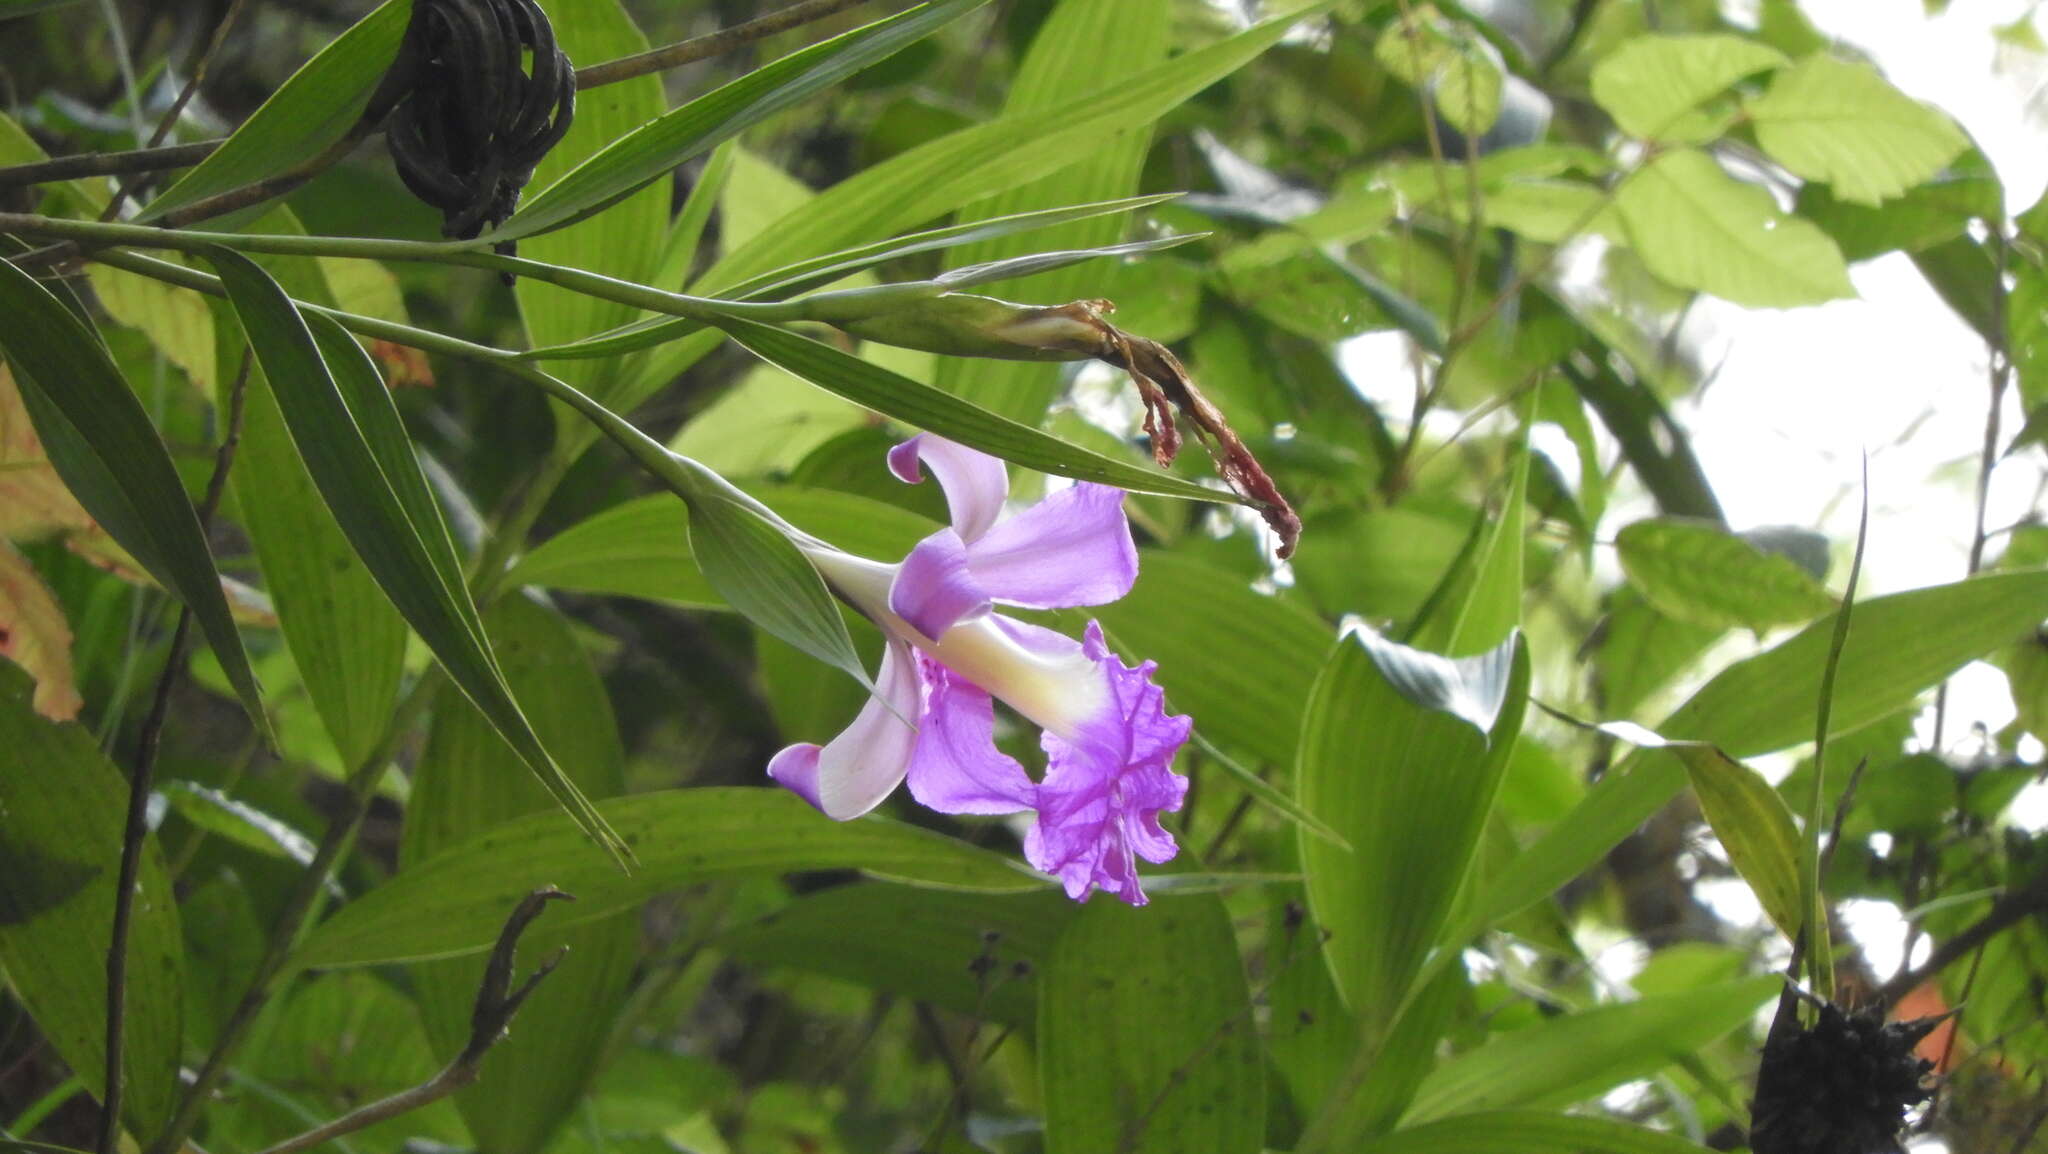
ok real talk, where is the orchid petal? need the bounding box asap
[767,639,922,820]
[891,528,993,640]
[905,655,1038,815]
[964,483,1138,609]
[888,433,1008,542]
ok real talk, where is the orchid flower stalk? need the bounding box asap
[767,434,1191,905]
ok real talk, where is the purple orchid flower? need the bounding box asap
[766,434,1191,905]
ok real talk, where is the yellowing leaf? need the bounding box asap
[1748,54,1970,206]
[0,540,80,720]
[1614,149,1853,307]
[0,366,94,540]
[88,262,217,394]
[1590,34,1787,139]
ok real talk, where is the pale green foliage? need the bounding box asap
[1589,33,1787,139]
[1614,148,1855,306]
[1748,54,1971,205]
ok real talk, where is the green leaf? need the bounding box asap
[140,1,409,220]
[159,781,318,864]
[701,3,1327,292]
[504,486,934,606]
[211,249,624,861]
[516,0,670,413]
[1671,742,1807,942]
[219,301,407,769]
[1475,568,2048,933]
[406,596,636,1154]
[1615,148,1854,307]
[1039,894,1263,1154]
[1298,629,1529,1035]
[1373,6,1503,136]
[1589,33,1787,138]
[686,484,869,690]
[713,317,1235,504]
[0,257,266,733]
[291,788,1042,968]
[1357,1110,1716,1154]
[1406,977,1777,1123]
[1093,553,1331,769]
[1414,435,1529,657]
[1796,155,2001,261]
[1617,516,1836,633]
[1749,54,1969,206]
[0,668,183,1140]
[498,0,986,241]
[721,885,1077,1028]
[927,0,1171,424]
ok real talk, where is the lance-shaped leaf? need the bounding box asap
[0,257,266,732]
[714,317,1236,504]
[210,249,625,862]
[140,0,410,220]
[290,788,1044,969]
[527,218,1189,363]
[498,0,987,240]
[1298,628,1530,1038]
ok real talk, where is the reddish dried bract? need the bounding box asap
[1055,301,1301,558]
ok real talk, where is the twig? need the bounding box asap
[249,889,573,1154]
[101,0,253,221]
[1875,867,2048,1008]
[144,676,441,1154]
[1932,225,2014,754]
[97,350,251,1154]
[0,0,888,191]
[573,0,880,88]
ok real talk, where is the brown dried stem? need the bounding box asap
[249,888,574,1154]
[97,350,251,1154]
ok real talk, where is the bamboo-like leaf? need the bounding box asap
[1298,629,1529,1040]
[1472,568,2048,935]
[291,789,1045,969]
[140,1,410,220]
[0,257,266,733]
[701,3,1330,292]
[498,0,987,241]
[407,596,636,1154]
[714,317,1237,504]
[1039,894,1263,1154]
[211,249,626,862]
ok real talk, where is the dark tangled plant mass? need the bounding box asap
[1751,992,1941,1154]
[382,0,575,239]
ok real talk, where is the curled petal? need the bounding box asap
[905,655,1038,815]
[965,483,1137,610]
[1023,622,1191,905]
[891,528,993,640]
[888,433,1008,542]
[767,640,922,820]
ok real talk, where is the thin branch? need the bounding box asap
[1876,867,2048,1008]
[0,0,889,191]
[573,0,880,88]
[250,889,572,1154]
[1933,224,2012,751]
[145,676,441,1154]
[101,0,253,220]
[97,350,251,1154]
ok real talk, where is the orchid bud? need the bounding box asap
[828,293,1120,364]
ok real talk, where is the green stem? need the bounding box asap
[0,213,805,325]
